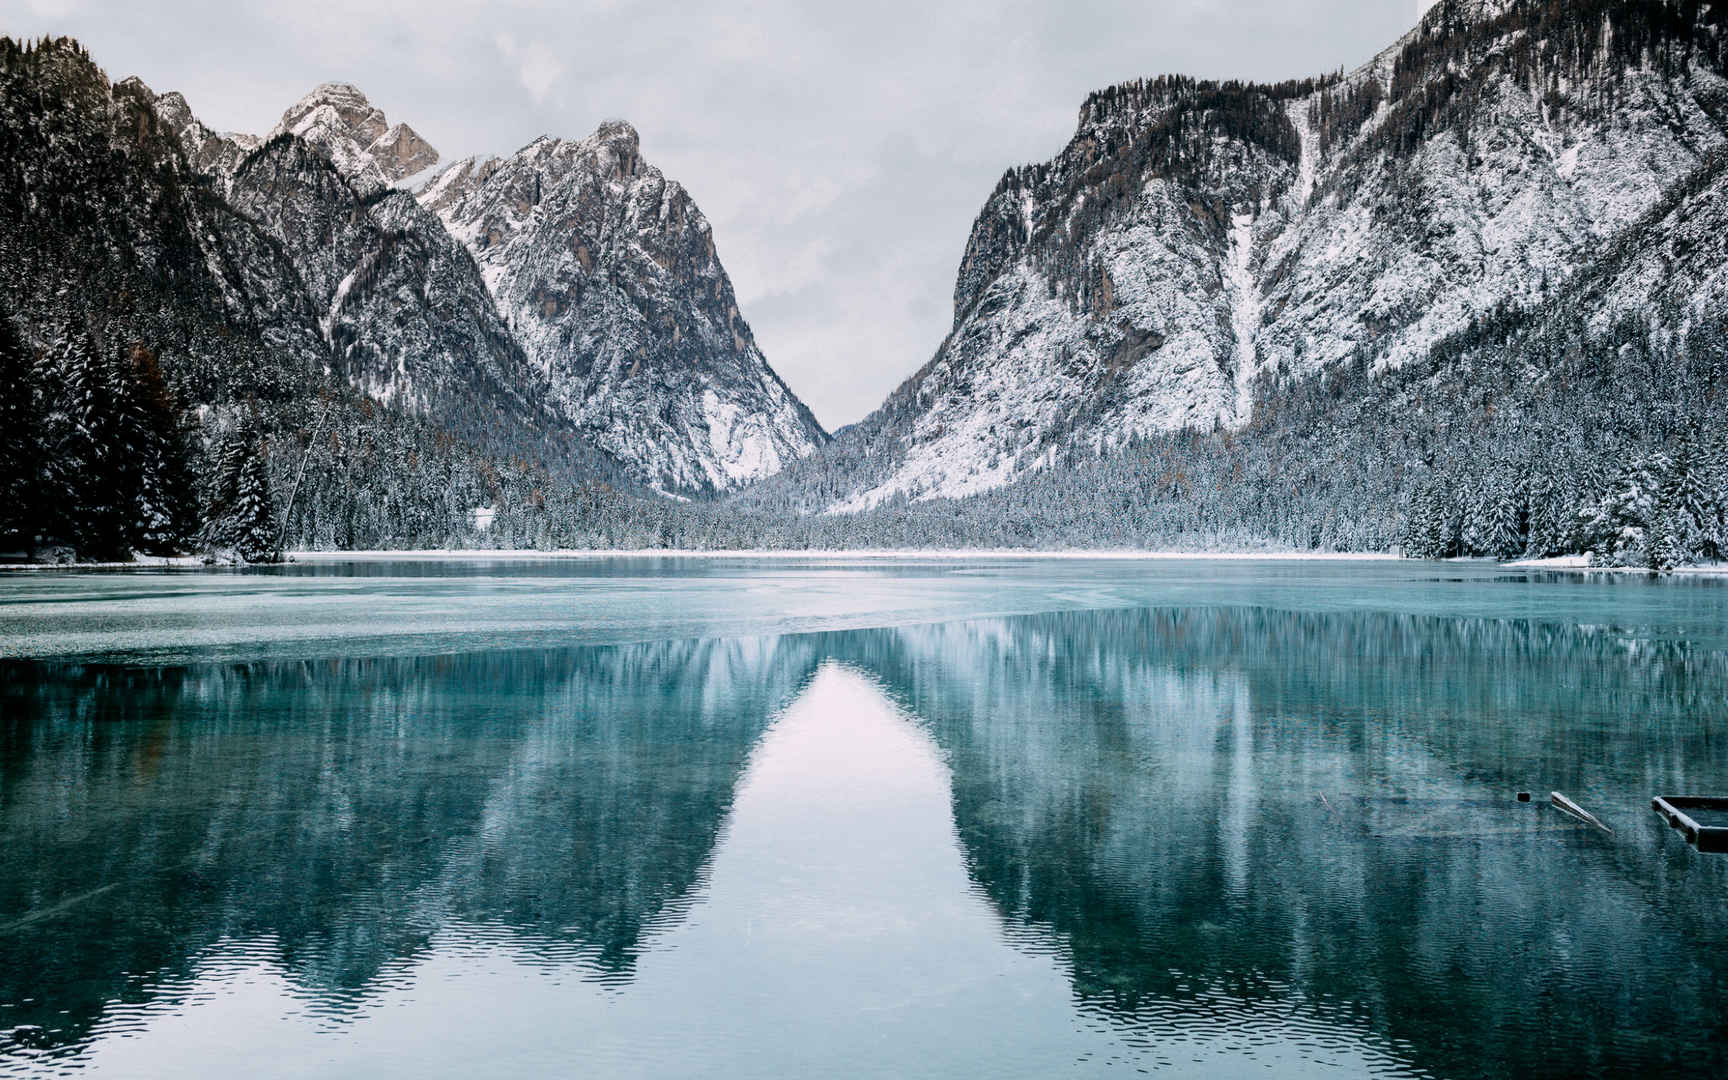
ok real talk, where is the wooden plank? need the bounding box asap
[1550,791,1613,836]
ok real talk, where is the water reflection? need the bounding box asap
[0,638,820,1066]
[3,605,1728,1077]
[878,610,1728,1078]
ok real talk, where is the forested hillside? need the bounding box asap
[0,38,669,561]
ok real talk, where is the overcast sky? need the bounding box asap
[9,1,1431,429]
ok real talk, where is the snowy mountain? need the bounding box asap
[7,13,1721,561]
[419,122,825,494]
[139,77,822,494]
[143,81,433,192]
[823,0,1728,511]
[0,37,654,559]
[135,80,554,433]
[271,82,439,191]
[2,45,326,407]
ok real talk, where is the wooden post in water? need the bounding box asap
[1551,791,1613,836]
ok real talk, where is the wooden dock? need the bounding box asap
[1652,796,1728,853]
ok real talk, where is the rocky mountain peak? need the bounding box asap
[417,116,825,493]
[590,119,641,176]
[278,82,384,142]
[592,119,640,154]
[140,83,190,127]
[270,81,437,188]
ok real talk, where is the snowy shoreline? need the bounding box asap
[287,548,1403,562]
[2,548,1394,570]
[4,550,1725,574]
[1504,555,1728,576]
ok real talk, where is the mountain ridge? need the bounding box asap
[272,81,439,190]
[808,0,1728,512]
[143,76,824,495]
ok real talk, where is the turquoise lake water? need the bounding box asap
[2,557,1727,1077]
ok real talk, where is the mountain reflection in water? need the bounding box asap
[3,606,1727,1078]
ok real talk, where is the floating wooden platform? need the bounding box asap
[1652,796,1728,853]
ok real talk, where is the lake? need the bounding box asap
[3,557,1727,1078]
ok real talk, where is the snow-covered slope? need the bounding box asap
[419,122,825,494]
[828,0,1728,511]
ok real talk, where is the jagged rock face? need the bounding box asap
[128,83,257,177]
[420,122,825,494]
[150,78,821,494]
[272,82,438,189]
[139,84,547,432]
[831,0,1728,510]
[222,136,549,425]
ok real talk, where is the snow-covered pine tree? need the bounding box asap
[32,329,80,551]
[201,420,279,563]
[229,450,277,563]
[1579,452,1666,567]
[0,312,37,552]
[1522,466,1565,558]
[1707,425,1728,560]
[38,330,135,559]
[123,345,195,555]
[1651,431,1721,569]
[1482,465,1527,560]
[1401,473,1454,559]
[1456,465,1492,556]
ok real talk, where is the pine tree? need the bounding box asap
[123,345,195,554]
[1650,431,1721,569]
[229,449,277,562]
[1707,426,1728,561]
[1522,466,1565,558]
[1481,468,1526,560]
[1401,473,1457,559]
[37,330,135,559]
[1579,453,1665,567]
[0,313,38,552]
[34,330,81,551]
[200,420,279,562]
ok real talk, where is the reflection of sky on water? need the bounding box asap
[59,665,1419,1079]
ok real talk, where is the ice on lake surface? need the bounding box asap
[3,557,1728,1078]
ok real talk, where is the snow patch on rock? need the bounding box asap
[1225,211,1262,425]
